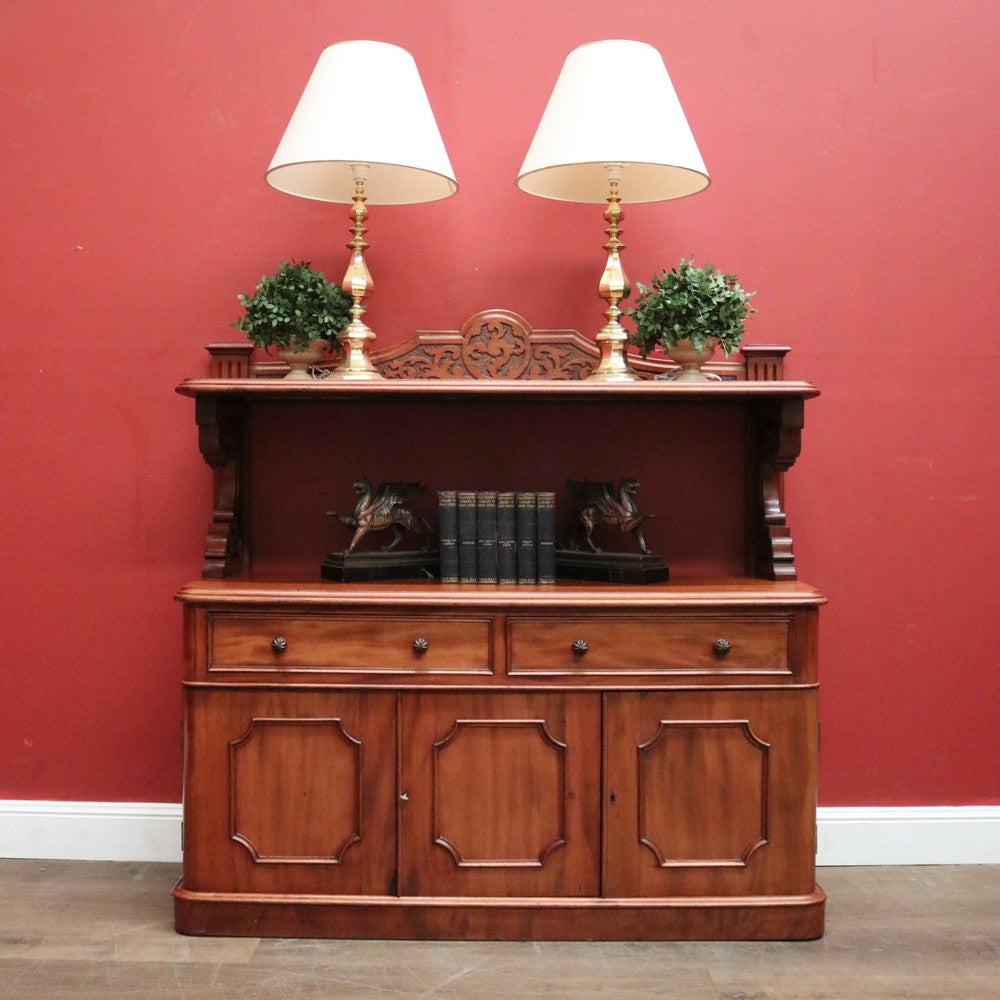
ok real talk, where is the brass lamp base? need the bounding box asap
[591,322,639,382]
[327,319,381,381]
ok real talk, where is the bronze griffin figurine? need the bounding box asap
[562,477,653,554]
[329,480,433,553]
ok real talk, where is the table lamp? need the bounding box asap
[266,41,458,379]
[517,40,710,381]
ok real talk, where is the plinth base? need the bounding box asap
[174,882,825,940]
[321,549,439,582]
[556,549,669,584]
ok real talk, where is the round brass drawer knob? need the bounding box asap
[271,637,288,655]
[713,638,732,657]
[572,639,589,656]
[413,637,429,656]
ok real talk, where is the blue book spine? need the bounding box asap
[457,490,478,583]
[497,492,517,584]
[477,491,498,584]
[515,491,537,584]
[536,491,556,584]
[437,490,459,583]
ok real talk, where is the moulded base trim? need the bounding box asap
[2,802,999,867]
[172,882,827,941]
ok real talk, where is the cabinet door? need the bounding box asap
[182,689,396,895]
[398,692,601,897]
[603,690,818,898]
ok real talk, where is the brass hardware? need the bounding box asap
[413,637,429,655]
[713,638,732,657]
[271,637,288,655]
[572,639,589,656]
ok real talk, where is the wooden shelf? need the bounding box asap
[178,376,818,402]
[182,376,813,583]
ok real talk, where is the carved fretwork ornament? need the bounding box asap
[371,309,751,382]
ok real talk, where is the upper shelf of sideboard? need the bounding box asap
[176,378,819,403]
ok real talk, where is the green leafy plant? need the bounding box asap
[625,258,755,358]
[233,260,352,352]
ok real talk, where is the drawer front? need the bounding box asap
[208,613,492,674]
[507,615,790,675]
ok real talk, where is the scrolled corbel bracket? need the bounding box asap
[195,395,247,578]
[752,396,804,581]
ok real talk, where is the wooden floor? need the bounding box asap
[0,862,997,998]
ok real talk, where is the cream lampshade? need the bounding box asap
[266,40,458,379]
[517,40,710,381]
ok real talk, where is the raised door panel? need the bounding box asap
[398,692,601,897]
[182,689,396,895]
[603,689,817,898]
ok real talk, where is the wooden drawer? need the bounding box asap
[507,615,790,675]
[207,613,493,674]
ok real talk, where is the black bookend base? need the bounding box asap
[321,550,440,582]
[555,550,669,585]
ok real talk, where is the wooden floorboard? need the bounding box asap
[0,861,997,998]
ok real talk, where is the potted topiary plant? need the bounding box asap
[625,258,755,381]
[233,260,353,379]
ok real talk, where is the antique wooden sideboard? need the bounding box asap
[173,310,824,940]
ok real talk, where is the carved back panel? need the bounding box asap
[370,308,782,381]
[216,308,788,381]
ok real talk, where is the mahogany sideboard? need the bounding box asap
[173,311,824,940]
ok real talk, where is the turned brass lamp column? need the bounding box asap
[334,165,378,380]
[264,41,457,380]
[594,165,633,381]
[517,40,710,382]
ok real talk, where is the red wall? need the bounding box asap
[2,1,997,806]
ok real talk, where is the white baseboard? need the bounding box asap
[1,801,997,866]
[816,806,1000,865]
[0,801,183,863]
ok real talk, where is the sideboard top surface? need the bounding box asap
[176,577,825,608]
